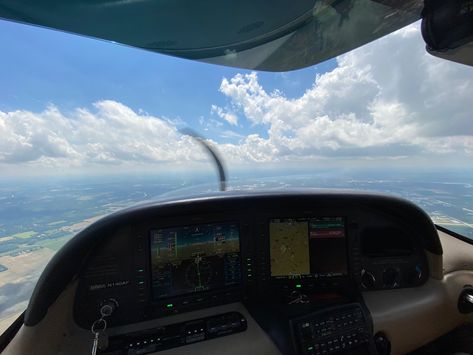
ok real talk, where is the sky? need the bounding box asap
[0,18,472,177]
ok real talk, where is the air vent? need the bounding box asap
[82,256,119,278]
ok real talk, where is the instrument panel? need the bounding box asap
[73,193,434,333]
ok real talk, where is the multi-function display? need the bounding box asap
[269,217,347,278]
[150,222,241,299]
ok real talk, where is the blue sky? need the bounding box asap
[0,19,335,142]
[0,19,472,175]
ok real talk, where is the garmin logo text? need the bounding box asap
[89,280,130,291]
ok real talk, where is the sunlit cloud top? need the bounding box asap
[0,22,472,175]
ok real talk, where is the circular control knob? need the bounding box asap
[382,268,400,288]
[407,265,423,285]
[361,269,376,289]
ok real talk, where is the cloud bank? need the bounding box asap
[1,23,472,172]
[0,101,205,168]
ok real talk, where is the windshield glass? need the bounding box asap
[0,18,472,331]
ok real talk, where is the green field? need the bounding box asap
[37,236,72,251]
[47,220,67,226]
[11,231,37,239]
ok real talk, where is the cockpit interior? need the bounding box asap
[1,1,473,355]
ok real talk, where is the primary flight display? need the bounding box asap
[150,222,241,299]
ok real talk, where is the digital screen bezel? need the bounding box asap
[148,221,242,301]
[268,216,348,280]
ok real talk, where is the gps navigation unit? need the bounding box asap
[269,217,347,279]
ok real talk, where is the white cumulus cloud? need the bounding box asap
[0,101,207,168]
[210,105,239,126]
[1,22,472,173]
[215,22,473,162]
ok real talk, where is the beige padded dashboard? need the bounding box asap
[440,230,473,274]
[3,288,282,355]
[363,230,473,355]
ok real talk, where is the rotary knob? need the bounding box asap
[382,268,400,288]
[407,265,423,285]
[361,269,376,289]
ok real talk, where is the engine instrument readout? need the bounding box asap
[150,222,241,299]
[270,217,347,279]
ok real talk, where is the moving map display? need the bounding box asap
[269,217,347,278]
[150,222,240,299]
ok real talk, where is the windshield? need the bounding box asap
[0,18,472,331]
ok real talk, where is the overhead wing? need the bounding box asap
[0,0,423,71]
